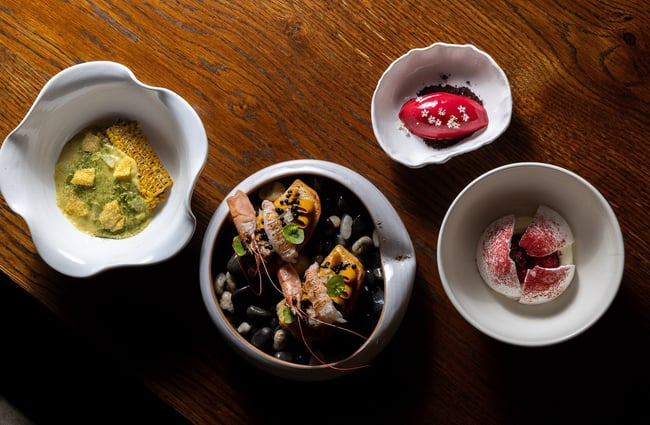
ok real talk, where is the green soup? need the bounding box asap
[54,127,152,239]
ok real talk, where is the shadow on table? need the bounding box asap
[0,272,191,425]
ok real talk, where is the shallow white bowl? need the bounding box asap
[438,163,624,346]
[0,61,208,277]
[372,42,512,167]
[199,159,416,381]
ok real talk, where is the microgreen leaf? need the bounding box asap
[232,235,247,256]
[283,223,304,244]
[326,274,346,298]
[282,307,296,324]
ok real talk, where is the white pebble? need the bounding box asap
[214,272,227,296]
[225,272,238,292]
[352,235,373,256]
[237,321,252,335]
[273,328,290,351]
[328,215,341,228]
[219,291,235,313]
[340,214,353,240]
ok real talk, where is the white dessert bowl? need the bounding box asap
[371,42,512,167]
[199,159,416,381]
[437,162,624,346]
[0,61,208,278]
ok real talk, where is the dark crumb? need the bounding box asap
[416,84,483,105]
[422,137,466,149]
[414,83,483,148]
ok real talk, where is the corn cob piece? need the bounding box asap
[106,120,172,210]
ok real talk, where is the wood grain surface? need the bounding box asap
[1,1,648,424]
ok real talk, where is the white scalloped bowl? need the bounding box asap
[438,163,624,346]
[199,160,416,381]
[0,61,208,277]
[372,42,512,167]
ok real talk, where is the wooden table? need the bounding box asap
[1,1,648,423]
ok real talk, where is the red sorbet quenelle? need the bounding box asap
[399,92,488,141]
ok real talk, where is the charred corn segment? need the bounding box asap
[319,244,365,314]
[106,120,172,210]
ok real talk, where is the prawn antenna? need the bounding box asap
[297,317,371,371]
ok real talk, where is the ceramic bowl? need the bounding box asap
[372,42,512,167]
[199,160,416,381]
[0,61,208,277]
[437,162,624,346]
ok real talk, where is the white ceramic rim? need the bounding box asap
[437,162,625,346]
[199,159,416,380]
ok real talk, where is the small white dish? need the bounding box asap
[0,61,208,277]
[437,162,624,346]
[199,159,416,381]
[372,42,512,167]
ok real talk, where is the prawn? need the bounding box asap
[302,262,346,326]
[276,262,302,313]
[226,190,257,247]
[277,262,345,327]
[261,200,298,263]
[226,190,272,293]
[276,262,368,371]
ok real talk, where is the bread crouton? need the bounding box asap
[63,195,88,217]
[113,157,134,180]
[71,168,96,186]
[81,133,101,153]
[99,200,125,232]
